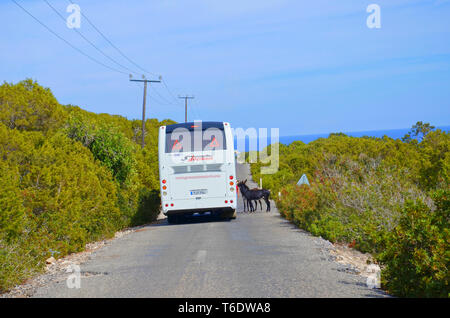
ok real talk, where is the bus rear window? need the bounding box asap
[165,126,226,153]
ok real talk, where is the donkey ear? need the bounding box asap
[244,179,247,184]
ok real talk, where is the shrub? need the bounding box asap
[0,162,26,241]
[276,184,317,224]
[256,123,448,297]
[89,126,136,184]
[0,79,66,132]
[65,113,136,184]
[378,190,449,297]
[0,80,171,292]
[0,125,124,291]
[0,239,43,293]
[276,154,429,251]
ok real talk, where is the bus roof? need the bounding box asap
[165,121,225,133]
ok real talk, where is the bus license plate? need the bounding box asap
[190,189,207,195]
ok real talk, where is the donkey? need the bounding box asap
[238,180,271,212]
[244,181,271,212]
[237,180,255,212]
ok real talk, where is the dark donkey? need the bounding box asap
[237,180,255,212]
[237,180,271,212]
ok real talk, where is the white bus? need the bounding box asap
[158,121,237,223]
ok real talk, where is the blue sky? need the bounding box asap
[1,0,449,136]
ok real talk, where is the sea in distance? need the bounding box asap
[233,125,450,151]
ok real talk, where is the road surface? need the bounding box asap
[33,163,386,297]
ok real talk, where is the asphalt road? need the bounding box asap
[33,163,386,298]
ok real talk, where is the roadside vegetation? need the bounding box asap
[0,79,175,292]
[250,122,449,297]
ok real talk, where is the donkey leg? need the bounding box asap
[265,196,270,212]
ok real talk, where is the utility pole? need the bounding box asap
[130,76,161,148]
[178,95,195,122]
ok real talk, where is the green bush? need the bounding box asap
[251,121,449,297]
[0,79,66,132]
[0,80,171,293]
[276,184,317,224]
[88,126,136,184]
[0,239,43,293]
[0,161,26,241]
[379,190,449,297]
[65,113,136,184]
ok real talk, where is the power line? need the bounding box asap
[152,85,179,106]
[14,0,193,119]
[149,86,181,107]
[11,0,128,75]
[65,0,182,105]
[44,0,140,76]
[148,95,171,106]
[67,0,158,78]
[153,76,185,106]
[161,77,181,103]
[131,80,180,110]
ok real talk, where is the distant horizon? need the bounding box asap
[278,124,450,139]
[234,124,450,150]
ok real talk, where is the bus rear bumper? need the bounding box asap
[164,206,235,217]
[162,197,236,215]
